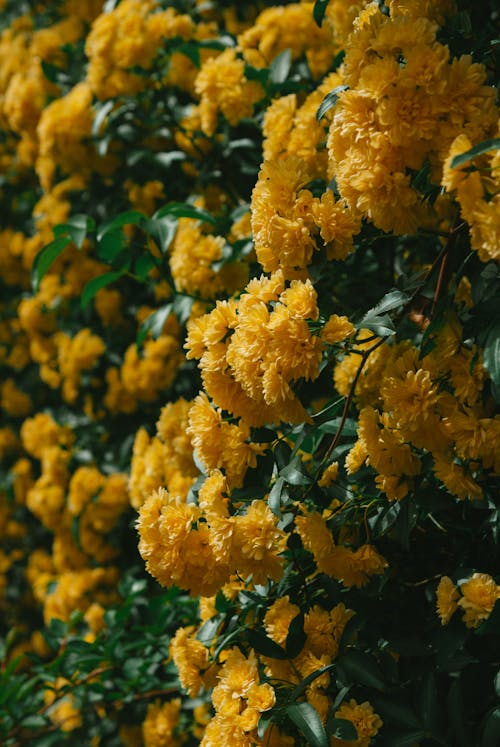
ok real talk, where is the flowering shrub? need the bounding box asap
[0,1,499,745]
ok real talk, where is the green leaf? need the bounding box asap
[145,216,177,253]
[172,294,194,325]
[495,671,500,698]
[246,629,288,660]
[326,717,358,741]
[481,708,500,747]
[93,100,114,136]
[196,616,221,645]
[285,613,306,658]
[268,477,285,516]
[97,210,146,240]
[483,322,500,402]
[155,203,217,225]
[291,664,336,700]
[269,49,292,84]
[316,85,349,121]
[137,304,173,346]
[134,253,158,280]
[286,702,328,747]
[81,271,124,309]
[280,458,311,486]
[364,290,410,317]
[313,0,331,27]
[54,214,94,248]
[96,230,125,262]
[371,696,422,730]
[153,151,186,169]
[359,313,395,337]
[32,236,71,291]
[418,672,438,732]
[337,650,386,691]
[450,138,500,168]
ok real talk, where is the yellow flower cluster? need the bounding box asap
[186,271,323,425]
[200,648,275,747]
[342,326,498,502]
[295,511,388,587]
[327,3,498,234]
[137,471,286,596]
[436,573,500,629]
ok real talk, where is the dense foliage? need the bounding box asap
[0,0,499,745]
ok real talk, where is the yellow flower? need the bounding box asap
[232,500,287,584]
[436,576,459,625]
[333,699,383,747]
[170,626,209,697]
[458,573,500,629]
[322,315,356,345]
[142,698,184,747]
[264,596,301,647]
[195,48,263,136]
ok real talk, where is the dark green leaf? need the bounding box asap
[481,708,500,747]
[326,717,358,741]
[134,253,157,280]
[291,664,336,699]
[81,271,124,309]
[137,304,173,346]
[155,203,217,225]
[337,650,386,691]
[280,458,311,486]
[172,294,194,325]
[54,214,94,248]
[246,629,288,660]
[316,85,349,121]
[286,613,306,658]
[313,0,331,27]
[97,210,146,240]
[371,696,421,729]
[418,672,438,731]
[145,216,177,253]
[269,49,292,84]
[32,236,71,291]
[366,289,410,316]
[450,138,500,168]
[286,702,328,747]
[96,230,125,262]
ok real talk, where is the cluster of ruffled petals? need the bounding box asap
[170,216,249,299]
[186,271,324,425]
[340,326,497,502]
[130,398,199,509]
[295,510,388,587]
[326,3,498,234]
[200,647,275,747]
[137,474,287,596]
[142,698,184,747]
[195,48,264,136]
[332,699,383,747]
[262,595,354,711]
[238,3,335,78]
[436,573,500,629]
[442,126,500,262]
[251,157,361,275]
[85,0,195,99]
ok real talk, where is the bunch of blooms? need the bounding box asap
[0,0,498,745]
